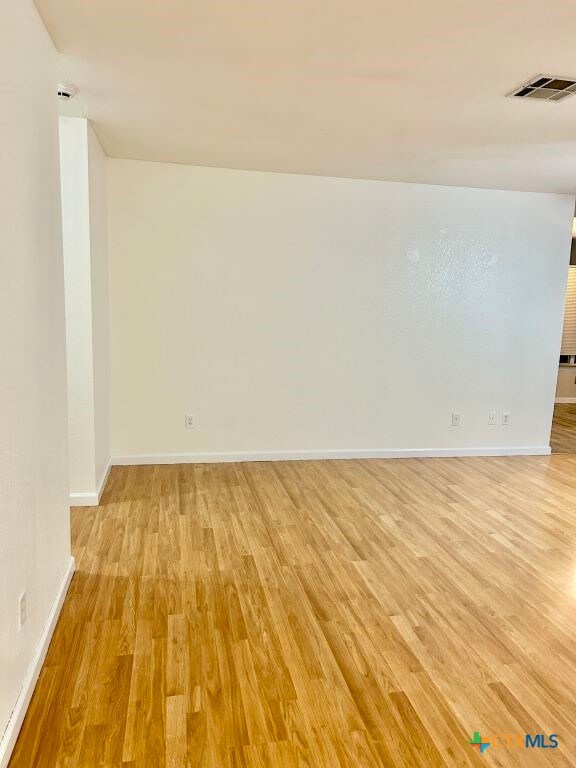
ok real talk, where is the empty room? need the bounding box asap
[2,0,576,766]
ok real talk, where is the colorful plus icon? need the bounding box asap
[469,732,490,754]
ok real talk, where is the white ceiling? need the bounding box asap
[37,0,576,192]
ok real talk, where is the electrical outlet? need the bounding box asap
[488,412,497,425]
[451,412,461,427]
[19,591,27,629]
[185,414,194,430]
[502,412,511,426]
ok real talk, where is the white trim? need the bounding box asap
[69,459,111,507]
[97,460,112,500]
[555,397,576,404]
[112,446,551,466]
[0,556,75,768]
[69,491,99,506]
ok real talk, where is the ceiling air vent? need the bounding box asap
[507,74,576,102]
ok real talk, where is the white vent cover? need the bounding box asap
[507,75,576,102]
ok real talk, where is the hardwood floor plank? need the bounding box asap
[9,454,576,766]
[551,403,576,453]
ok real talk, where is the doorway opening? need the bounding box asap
[552,217,576,453]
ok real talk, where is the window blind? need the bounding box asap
[561,265,576,355]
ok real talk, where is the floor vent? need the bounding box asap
[508,74,576,102]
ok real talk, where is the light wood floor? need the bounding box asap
[551,403,576,453]
[10,457,576,767]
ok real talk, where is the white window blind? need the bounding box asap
[561,266,576,355]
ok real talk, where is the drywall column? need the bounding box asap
[59,117,110,504]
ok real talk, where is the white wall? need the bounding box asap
[108,160,574,460]
[0,1,72,762]
[60,117,95,493]
[88,124,111,491]
[59,117,110,502]
[556,367,576,401]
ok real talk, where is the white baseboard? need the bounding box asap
[69,491,99,506]
[0,556,75,768]
[112,445,551,466]
[69,459,111,507]
[555,397,576,404]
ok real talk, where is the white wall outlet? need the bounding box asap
[19,591,27,629]
[502,412,511,426]
[185,414,195,430]
[488,412,497,425]
[451,412,461,427]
